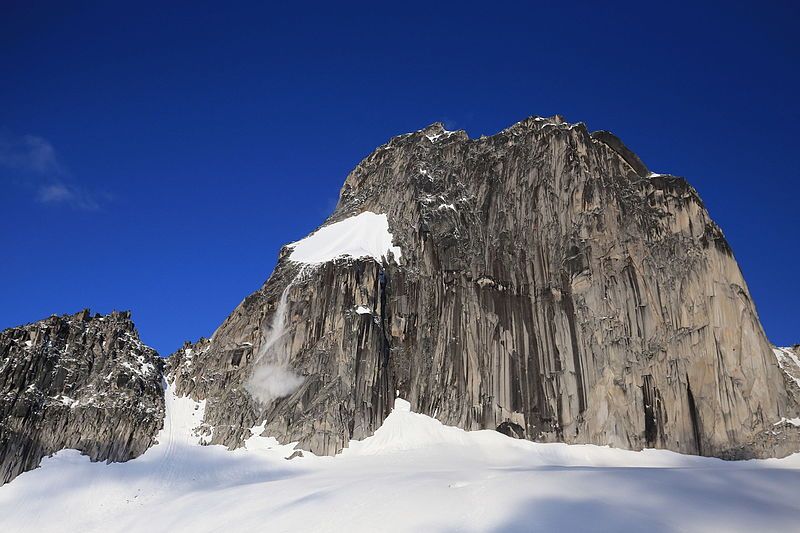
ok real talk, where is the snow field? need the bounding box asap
[2,386,800,532]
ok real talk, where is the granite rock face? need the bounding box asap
[169,115,799,458]
[0,310,164,485]
[774,346,800,408]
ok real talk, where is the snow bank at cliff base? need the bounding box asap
[2,389,800,532]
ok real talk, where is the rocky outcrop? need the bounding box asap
[774,345,800,407]
[0,310,164,485]
[169,115,799,459]
[713,346,800,459]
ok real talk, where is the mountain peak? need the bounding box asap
[168,114,800,463]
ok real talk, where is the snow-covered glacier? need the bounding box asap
[1,383,799,533]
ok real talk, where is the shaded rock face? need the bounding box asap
[717,346,800,459]
[169,115,798,458]
[774,346,800,408]
[168,261,392,454]
[0,310,164,485]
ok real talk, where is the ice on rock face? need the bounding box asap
[286,211,402,265]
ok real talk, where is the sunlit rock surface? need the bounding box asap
[168,115,799,458]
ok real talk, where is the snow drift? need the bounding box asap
[1,385,800,532]
[287,211,402,264]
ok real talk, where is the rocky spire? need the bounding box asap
[0,310,164,485]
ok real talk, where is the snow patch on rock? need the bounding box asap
[775,417,800,427]
[774,347,800,389]
[287,211,402,265]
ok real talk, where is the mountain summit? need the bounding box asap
[2,116,799,486]
[164,115,799,459]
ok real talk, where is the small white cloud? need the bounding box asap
[1,132,107,210]
[37,183,72,203]
[36,182,101,211]
[0,134,61,175]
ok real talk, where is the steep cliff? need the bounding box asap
[0,310,164,484]
[168,115,799,458]
[774,346,800,407]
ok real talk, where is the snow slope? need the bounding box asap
[287,211,402,264]
[1,386,800,533]
[774,346,800,389]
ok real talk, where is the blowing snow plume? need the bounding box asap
[247,364,304,404]
[245,270,309,404]
[245,213,401,404]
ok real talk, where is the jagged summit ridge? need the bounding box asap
[0,309,164,485]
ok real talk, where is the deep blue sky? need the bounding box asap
[1,1,798,354]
